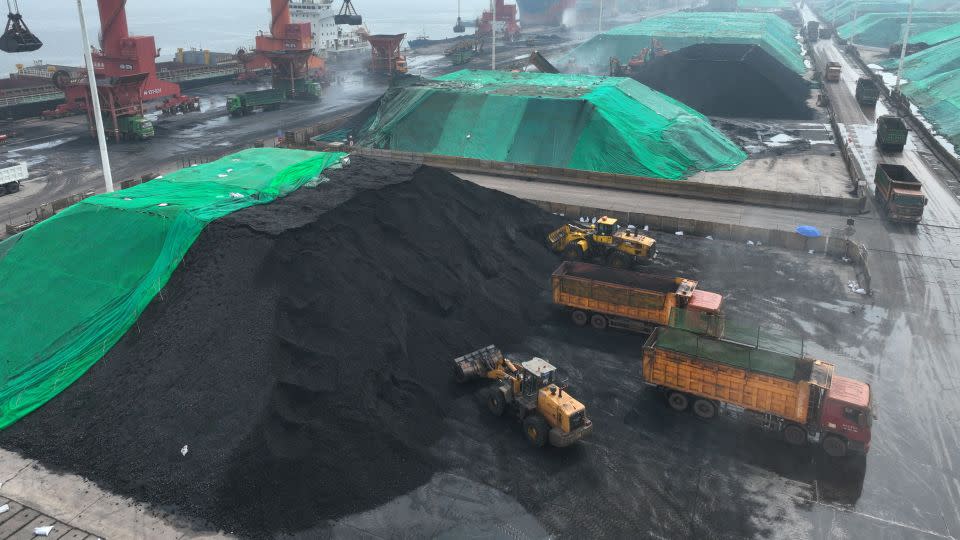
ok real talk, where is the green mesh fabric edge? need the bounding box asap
[909,19,960,45]
[837,12,960,47]
[355,70,746,180]
[562,12,806,76]
[0,148,346,429]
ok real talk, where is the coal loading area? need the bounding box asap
[0,158,919,538]
[631,43,814,119]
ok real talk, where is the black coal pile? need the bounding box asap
[632,44,812,119]
[0,158,563,537]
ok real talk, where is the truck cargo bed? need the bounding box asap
[553,261,680,293]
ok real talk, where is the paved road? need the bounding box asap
[0,77,385,227]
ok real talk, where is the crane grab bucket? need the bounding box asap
[0,10,42,53]
[454,17,466,33]
[334,0,362,25]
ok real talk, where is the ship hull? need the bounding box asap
[516,0,576,26]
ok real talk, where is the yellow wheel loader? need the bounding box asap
[453,345,593,448]
[547,216,656,269]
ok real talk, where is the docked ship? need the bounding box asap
[289,0,371,64]
[515,0,576,26]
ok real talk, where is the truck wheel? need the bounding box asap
[523,414,549,448]
[667,391,689,412]
[590,314,608,330]
[783,424,807,446]
[562,244,584,261]
[483,387,506,417]
[571,310,588,326]
[822,435,847,457]
[692,398,717,419]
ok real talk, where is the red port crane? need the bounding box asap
[252,0,324,99]
[55,0,199,141]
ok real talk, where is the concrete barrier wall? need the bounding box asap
[350,147,867,214]
[526,198,872,294]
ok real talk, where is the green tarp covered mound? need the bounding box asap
[910,20,960,47]
[354,70,747,180]
[0,148,345,429]
[562,12,806,76]
[837,12,960,47]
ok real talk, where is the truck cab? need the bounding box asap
[818,375,872,456]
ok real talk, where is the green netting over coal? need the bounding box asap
[837,12,960,47]
[354,70,746,179]
[655,326,804,381]
[736,0,792,10]
[903,68,960,148]
[0,149,345,429]
[818,0,954,26]
[880,36,960,80]
[561,12,805,76]
[909,20,960,46]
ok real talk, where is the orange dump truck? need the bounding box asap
[642,326,873,457]
[551,261,724,335]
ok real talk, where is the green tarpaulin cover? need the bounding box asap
[0,148,345,429]
[562,12,806,76]
[354,70,746,180]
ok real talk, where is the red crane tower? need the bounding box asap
[253,0,323,99]
[56,0,199,141]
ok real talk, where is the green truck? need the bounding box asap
[876,115,908,153]
[227,88,288,117]
[806,21,820,42]
[855,78,880,106]
[116,115,155,141]
[874,164,926,224]
[274,78,322,101]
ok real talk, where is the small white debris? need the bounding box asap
[157,203,169,207]
[155,176,163,180]
[757,242,763,246]
[466,133,472,139]
[229,192,244,199]
[643,225,650,232]
[0,504,9,514]
[842,257,850,262]
[123,197,133,201]
[855,288,867,295]
[226,168,234,173]
[558,213,564,217]
[808,250,815,254]
[191,164,200,167]
[591,217,597,224]
[231,158,241,162]
[341,156,351,166]
[627,224,636,231]
[217,174,228,178]
[181,445,189,456]
[747,240,755,246]
[706,235,714,240]
[675,231,684,236]
[34,526,55,537]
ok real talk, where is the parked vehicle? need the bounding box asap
[642,326,873,457]
[874,163,926,223]
[824,61,842,83]
[876,115,908,153]
[551,261,724,335]
[0,162,28,196]
[854,77,879,106]
[227,88,288,117]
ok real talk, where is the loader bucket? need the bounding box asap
[452,345,503,382]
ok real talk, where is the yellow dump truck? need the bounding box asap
[551,261,724,335]
[641,326,874,457]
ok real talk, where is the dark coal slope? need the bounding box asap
[633,44,812,119]
[0,158,563,537]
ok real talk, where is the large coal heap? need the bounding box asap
[632,44,813,119]
[0,158,563,537]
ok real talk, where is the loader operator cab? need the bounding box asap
[594,216,617,244]
[520,358,557,398]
